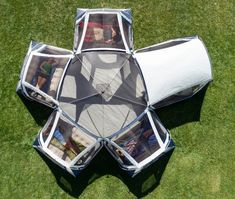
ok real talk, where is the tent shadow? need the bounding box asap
[35,147,174,198]
[155,84,209,130]
[20,84,209,198]
[17,91,53,126]
[119,148,174,197]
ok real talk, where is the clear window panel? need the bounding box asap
[75,143,100,165]
[108,144,133,166]
[75,18,85,50]
[122,18,132,49]
[114,115,160,163]
[82,14,125,50]
[25,87,54,106]
[151,112,167,142]
[39,46,72,55]
[48,117,95,163]
[42,112,56,142]
[25,55,70,98]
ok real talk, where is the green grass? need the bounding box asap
[0,0,234,198]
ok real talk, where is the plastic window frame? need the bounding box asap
[40,110,98,168]
[76,11,131,53]
[21,50,72,105]
[110,109,170,168]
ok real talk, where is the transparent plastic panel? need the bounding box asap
[38,46,72,55]
[107,143,133,166]
[150,112,167,143]
[113,114,160,163]
[122,17,132,49]
[79,51,129,99]
[25,87,54,106]
[47,115,95,163]
[60,89,145,138]
[74,17,85,51]
[82,14,125,50]
[75,142,101,165]
[41,112,56,142]
[24,55,70,99]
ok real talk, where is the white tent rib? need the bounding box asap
[77,13,89,52]
[98,55,130,95]
[61,109,100,139]
[87,109,103,137]
[44,111,60,147]
[113,95,146,106]
[120,109,131,129]
[75,54,97,83]
[117,12,130,53]
[61,93,100,105]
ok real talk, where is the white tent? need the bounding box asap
[134,37,212,106]
[17,8,212,177]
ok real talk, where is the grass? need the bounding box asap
[0,0,234,198]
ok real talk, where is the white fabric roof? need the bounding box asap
[134,37,212,105]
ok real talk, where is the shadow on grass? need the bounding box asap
[155,85,209,130]
[20,84,209,197]
[17,91,53,126]
[36,147,174,198]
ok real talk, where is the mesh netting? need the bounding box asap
[59,51,147,137]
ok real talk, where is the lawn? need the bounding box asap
[0,0,234,198]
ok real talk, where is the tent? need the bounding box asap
[17,8,212,177]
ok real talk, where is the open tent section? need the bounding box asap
[73,8,133,53]
[105,109,174,175]
[33,110,101,176]
[17,41,73,107]
[58,51,147,138]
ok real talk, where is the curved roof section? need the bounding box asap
[135,37,212,105]
[58,51,147,138]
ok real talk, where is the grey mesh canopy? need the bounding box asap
[59,52,146,138]
[17,8,212,177]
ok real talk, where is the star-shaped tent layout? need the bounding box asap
[17,8,212,177]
